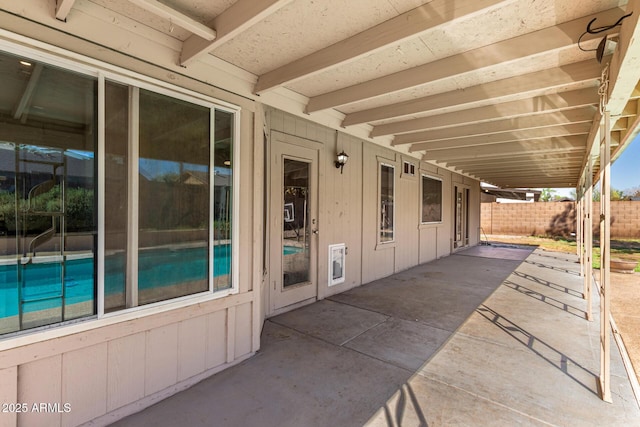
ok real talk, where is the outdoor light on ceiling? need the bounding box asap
[578,12,633,63]
[335,151,349,174]
[595,35,617,63]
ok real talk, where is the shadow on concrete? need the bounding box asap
[476,304,598,396]
[524,259,581,276]
[503,280,587,319]
[111,247,640,427]
[512,270,583,298]
[381,382,429,427]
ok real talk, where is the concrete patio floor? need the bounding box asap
[111,246,640,426]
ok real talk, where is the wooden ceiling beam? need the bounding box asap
[370,89,597,137]
[55,0,77,21]
[461,160,584,172]
[420,136,586,160]
[343,60,602,126]
[442,155,586,169]
[392,114,593,146]
[477,169,581,178]
[127,0,216,40]
[454,160,585,172]
[408,125,590,151]
[253,0,509,94]
[580,0,640,180]
[445,151,585,162]
[607,0,640,116]
[307,7,624,113]
[490,179,579,188]
[181,0,293,66]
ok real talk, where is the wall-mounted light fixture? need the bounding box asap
[578,12,633,63]
[335,151,349,174]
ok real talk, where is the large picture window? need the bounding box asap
[0,52,98,334]
[0,48,238,335]
[422,175,442,223]
[379,164,395,243]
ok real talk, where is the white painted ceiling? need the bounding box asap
[11,0,640,189]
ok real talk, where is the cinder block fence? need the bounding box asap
[481,201,640,238]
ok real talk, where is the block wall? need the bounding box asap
[481,201,640,238]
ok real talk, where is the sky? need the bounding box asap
[553,132,639,198]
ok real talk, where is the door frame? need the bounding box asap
[266,131,322,317]
[453,183,471,251]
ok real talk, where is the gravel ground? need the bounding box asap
[611,271,640,385]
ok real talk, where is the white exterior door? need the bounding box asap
[269,137,319,314]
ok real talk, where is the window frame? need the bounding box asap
[378,162,396,244]
[420,174,443,225]
[97,77,242,319]
[0,38,242,338]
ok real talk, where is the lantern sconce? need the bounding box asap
[335,151,349,174]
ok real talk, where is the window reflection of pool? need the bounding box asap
[0,244,304,320]
[283,245,304,255]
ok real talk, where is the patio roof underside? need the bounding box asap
[22,0,640,189]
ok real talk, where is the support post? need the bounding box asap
[599,109,612,403]
[584,158,593,321]
[576,186,583,277]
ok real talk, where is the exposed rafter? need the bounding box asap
[478,168,581,177]
[493,181,579,188]
[306,7,624,113]
[253,0,510,94]
[343,60,602,126]
[460,158,584,170]
[453,156,585,169]
[391,109,594,146]
[406,123,590,151]
[601,0,640,167]
[6,0,634,191]
[181,0,293,66]
[128,0,216,41]
[370,89,597,137]
[421,135,586,159]
[55,0,76,21]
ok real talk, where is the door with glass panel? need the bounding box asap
[269,139,318,313]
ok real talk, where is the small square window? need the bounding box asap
[403,161,415,176]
